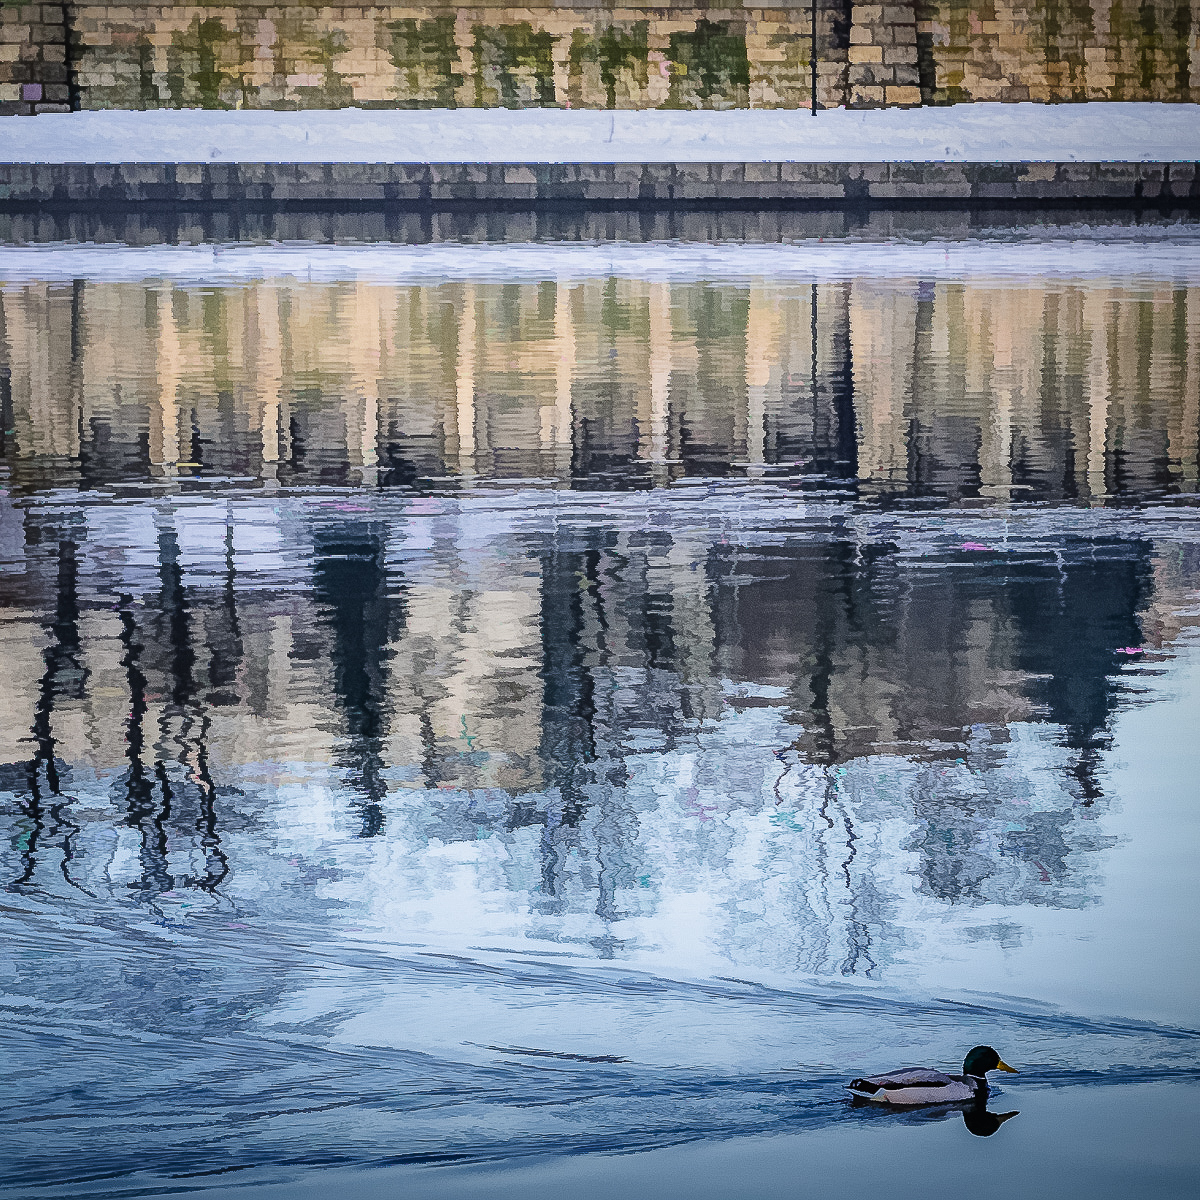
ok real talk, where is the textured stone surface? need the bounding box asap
[0,0,70,113]
[3,2,1198,115]
[0,159,1196,205]
[919,0,1200,104]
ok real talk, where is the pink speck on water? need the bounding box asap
[961,541,994,552]
[1115,646,1144,655]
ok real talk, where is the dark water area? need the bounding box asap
[1,232,1198,1198]
[4,206,1200,251]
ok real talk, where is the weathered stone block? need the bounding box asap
[744,162,781,182]
[848,84,885,105]
[847,64,882,88]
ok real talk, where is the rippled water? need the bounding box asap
[1,235,1199,1198]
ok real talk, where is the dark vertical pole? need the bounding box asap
[811,282,818,406]
[810,0,819,114]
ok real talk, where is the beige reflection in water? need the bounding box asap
[1,275,1198,496]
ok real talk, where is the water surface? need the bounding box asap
[1,234,1198,1197]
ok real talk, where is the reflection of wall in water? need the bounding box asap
[3,277,1197,498]
[3,494,1197,974]
[706,537,1155,773]
[853,279,1200,500]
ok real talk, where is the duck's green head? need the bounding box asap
[963,1046,1018,1078]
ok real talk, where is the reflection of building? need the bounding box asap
[2,267,1199,976]
[2,482,1198,976]
[3,275,1197,500]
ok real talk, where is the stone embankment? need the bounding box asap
[1,159,1195,208]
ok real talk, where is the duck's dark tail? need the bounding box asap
[847,1078,881,1094]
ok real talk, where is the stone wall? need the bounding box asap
[848,4,921,106]
[919,0,1200,103]
[1,4,71,114]
[3,159,1195,206]
[66,5,847,111]
[3,2,1199,114]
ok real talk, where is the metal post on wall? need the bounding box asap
[810,0,818,114]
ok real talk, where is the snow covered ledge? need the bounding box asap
[2,104,1200,165]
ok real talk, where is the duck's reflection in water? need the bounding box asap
[850,1100,1021,1138]
[962,1108,1020,1137]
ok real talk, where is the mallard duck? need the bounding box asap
[847,1045,1017,1106]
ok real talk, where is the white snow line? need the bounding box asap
[3,238,1200,285]
[4,103,1200,165]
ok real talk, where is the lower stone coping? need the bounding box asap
[0,160,1196,206]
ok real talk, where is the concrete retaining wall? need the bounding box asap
[1,159,1196,206]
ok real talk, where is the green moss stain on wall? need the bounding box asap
[922,0,1196,102]
[667,20,750,109]
[136,34,160,109]
[62,3,1200,112]
[473,23,556,108]
[1032,0,1095,101]
[1106,0,1175,99]
[296,29,355,108]
[568,23,650,108]
[757,24,819,108]
[1171,3,1193,97]
[166,17,241,109]
[937,0,980,102]
[387,16,461,107]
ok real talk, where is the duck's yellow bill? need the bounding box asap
[996,1060,1018,1073]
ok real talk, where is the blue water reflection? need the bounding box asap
[1,248,1199,1197]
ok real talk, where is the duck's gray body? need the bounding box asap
[846,1067,986,1106]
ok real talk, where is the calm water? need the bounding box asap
[1,234,1199,1198]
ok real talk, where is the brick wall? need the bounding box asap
[918,0,1200,103]
[848,4,921,106]
[1,4,71,114]
[64,5,848,111]
[4,2,1198,114]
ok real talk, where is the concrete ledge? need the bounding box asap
[0,161,1197,208]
